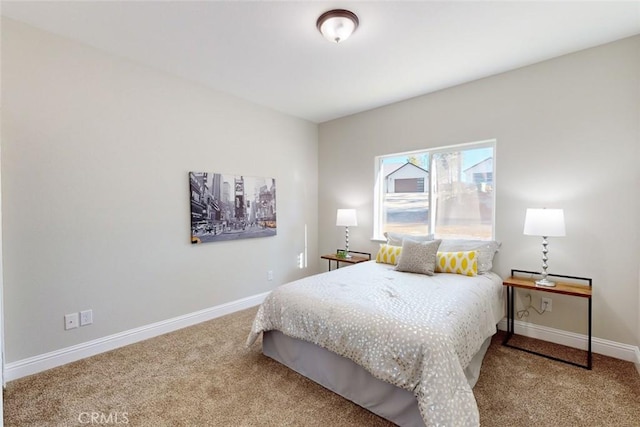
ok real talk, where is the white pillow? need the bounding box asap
[438,239,501,274]
[395,239,442,276]
[384,232,434,247]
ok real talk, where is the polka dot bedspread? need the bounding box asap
[248,261,503,426]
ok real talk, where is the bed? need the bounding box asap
[247,240,503,427]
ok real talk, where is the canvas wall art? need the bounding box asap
[189,172,276,244]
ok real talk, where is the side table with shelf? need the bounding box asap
[321,250,371,271]
[503,269,593,369]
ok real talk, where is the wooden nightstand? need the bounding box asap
[321,250,371,271]
[503,269,592,369]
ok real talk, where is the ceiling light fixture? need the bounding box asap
[316,9,359,44]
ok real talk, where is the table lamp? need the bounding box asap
[523,208,566,287]
[336,209,357,258]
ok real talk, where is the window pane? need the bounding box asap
[431,147,493,239]
[381,155,430,236]
[375,142,494,241]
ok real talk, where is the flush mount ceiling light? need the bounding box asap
[316,9,359,43]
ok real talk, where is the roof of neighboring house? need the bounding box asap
[463,157,493,173]
[385,162,429,178]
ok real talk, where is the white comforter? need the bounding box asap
[247,261,503,426]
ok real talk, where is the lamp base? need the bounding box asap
[344,253,352,259]
[535,278,556,287]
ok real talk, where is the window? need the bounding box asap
[374,140,495,240]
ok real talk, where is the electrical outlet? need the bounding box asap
[267,270,273,281]
[80,309,93,326]
[541,297,552,313]
[64,313,79,330]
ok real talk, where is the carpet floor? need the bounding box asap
[4,307,640,426]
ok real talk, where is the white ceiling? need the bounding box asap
[3,1,639,123]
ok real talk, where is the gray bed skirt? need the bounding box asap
[263,330,492,427]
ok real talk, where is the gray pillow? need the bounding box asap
[438,239,501,274]
[395,239,442,276]
[384,232,434,247]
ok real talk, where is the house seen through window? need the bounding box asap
[374,140,495,240]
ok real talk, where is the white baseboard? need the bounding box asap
[6,299,639,382]
[498,319,640,365]
[4,292,269,382]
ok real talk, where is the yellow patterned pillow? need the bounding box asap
[435,251,478,276]
[376,244,402,265]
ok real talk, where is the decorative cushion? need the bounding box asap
[376,244,402,265]
[436,251,478,277]
[438,239,501,274]
[395,239,442,276]
[384,232,434,247]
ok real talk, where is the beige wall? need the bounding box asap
[1,19,318,362]
[3,17,639,363]
[319,36,640,346]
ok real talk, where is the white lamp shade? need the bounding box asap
[523,208,566,237]
[336,209,358,227]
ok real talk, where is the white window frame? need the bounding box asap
[373,139,496,241]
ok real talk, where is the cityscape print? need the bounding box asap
[189,172,276,244]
